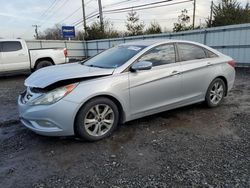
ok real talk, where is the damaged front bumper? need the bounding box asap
[18,93,79,136]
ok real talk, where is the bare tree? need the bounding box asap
[84,20,120,40]
[38,24,63,40]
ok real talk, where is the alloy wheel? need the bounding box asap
[84,104,114,137]
[210,81,224,105]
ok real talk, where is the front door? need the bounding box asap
[129,43,183,117]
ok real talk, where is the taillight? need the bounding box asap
[63,48,68,57]
[228,60,236,68]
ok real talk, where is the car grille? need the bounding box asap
[20,87,42,104]
[20,89,31,104]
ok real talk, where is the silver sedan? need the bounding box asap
[18,40,235,141]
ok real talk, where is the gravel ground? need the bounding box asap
[0,68,249,188]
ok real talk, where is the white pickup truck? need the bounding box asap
[0,39,68,74]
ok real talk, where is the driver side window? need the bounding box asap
[138,44,176,67]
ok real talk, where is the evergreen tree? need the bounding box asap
[208,0,250,27]
[173,9,192,32]
[125,11,145,36]
[145,21,162,34]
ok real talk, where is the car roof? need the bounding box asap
[118,39,223,57]
[119,39,170,47]
[119,39,203,47]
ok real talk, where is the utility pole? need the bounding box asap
[98,0,104,32]
[81,0,87,36]
[192,0,196,29]
[209,1,214,27]
[32,24,40,39]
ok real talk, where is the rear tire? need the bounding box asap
[35,60,53,71]
[75,97,119,141]
[205,78,226,108]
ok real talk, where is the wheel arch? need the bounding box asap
[34,57,55,69]
[73,94,126,136]
[215,76,228,96]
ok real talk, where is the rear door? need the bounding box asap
[129,43,182,117]
[0,41,30,72]
[176,42,216,102]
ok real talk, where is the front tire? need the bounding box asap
[205,78,226,107]
[75,97,119,141]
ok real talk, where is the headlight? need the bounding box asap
[31,83,78,105]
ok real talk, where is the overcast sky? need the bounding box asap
[0,0,249,39]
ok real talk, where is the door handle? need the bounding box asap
[171,70,181,76]
[206,62,212,66]
[18,53,25,56]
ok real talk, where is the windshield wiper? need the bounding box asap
[85,64,107,68]
[80,60,87,64]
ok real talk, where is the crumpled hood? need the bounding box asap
[25,63,114,88]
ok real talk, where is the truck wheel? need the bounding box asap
[35,60,53,71]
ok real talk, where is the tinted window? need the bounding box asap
[1,41,22,52]
[84,45,145,69]
[178,43,206,61]
[138,44,175,66]
[205,49,218,58]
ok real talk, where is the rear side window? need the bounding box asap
[138,44,176,67]
[178,43,206,61]
[205,49,218,58]
[0,41,22,52]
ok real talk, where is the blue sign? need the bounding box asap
[62,26,75,38]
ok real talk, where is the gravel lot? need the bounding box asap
[0,68,249,188]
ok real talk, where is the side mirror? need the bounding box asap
[131,61,153,71]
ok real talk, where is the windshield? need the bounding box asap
[84,45,146,69]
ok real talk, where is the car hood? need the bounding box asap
[25,63,115,88]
